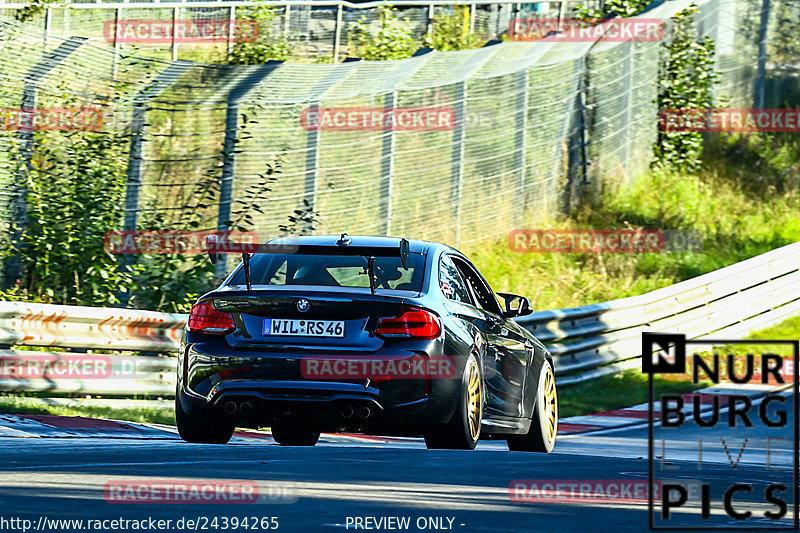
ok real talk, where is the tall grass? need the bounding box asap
[464,132,800,311]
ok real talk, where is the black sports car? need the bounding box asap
[176,234,558,451]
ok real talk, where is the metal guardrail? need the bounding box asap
[518,241,800,384]
[0,241,798,395]
[0,303,185,396]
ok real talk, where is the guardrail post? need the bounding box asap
[514,69,528,224]
[379,91,397,236]
[753,0,771,108]
[332,4,343,63]
[3,37,87,290]
[450,81,466,246]
[215,62,283,280]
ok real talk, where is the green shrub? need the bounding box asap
[229,3,294,64]
[653,5,719,171]
[425,9,483,51]
[349,5,417,61]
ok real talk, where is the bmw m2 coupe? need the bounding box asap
[177,234,557,451]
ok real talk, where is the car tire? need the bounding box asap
[424,352,483,450]
[176,395,235,444]
[271,424,320,446]
[507,359,558,453]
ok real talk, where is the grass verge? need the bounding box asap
[0,396,175,426]
[464,132,800,310]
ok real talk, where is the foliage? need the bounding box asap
[228,3,294,64]
[425,9,483,51]
[573,0,652,20]
[14,0,61,23]
[129,152,281,312]
[349,5,417,61]
[465,139,800,312]
[652,5,719,171]
[3,131,138,306]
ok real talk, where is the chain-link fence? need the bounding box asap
[0,0,790,283]
[0,0,603,62]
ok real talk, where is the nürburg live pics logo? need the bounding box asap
[643,332,799,530]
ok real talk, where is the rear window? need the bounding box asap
[227,253,425,292]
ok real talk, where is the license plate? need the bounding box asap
[264,318,345,338]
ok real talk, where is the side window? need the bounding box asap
[439,255,473,304]
[452,258,503,316]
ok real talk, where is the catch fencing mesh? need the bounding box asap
[0,0,786,269]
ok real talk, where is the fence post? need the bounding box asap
[301,60,362,237]
[622,41,634,178]
[43,7,51,45]
[556,0,565,31]
[450,81,466,246]
[3,37,87,289]
[285,4,292,34]
[215,62,283,280]
[468,4,476,35]
[379,91,397,236]
[171,6,179,61]
[227,6,235,61]
[112,7,121,79]
[514,69,528,224]
[123,61,193,234]
[753,0,771,109]
[426,5,434,38]
[332,4,343,63]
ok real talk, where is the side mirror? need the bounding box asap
[497,292,533,318]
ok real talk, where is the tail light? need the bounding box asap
[375,307,441,339]
[187,301,234,335]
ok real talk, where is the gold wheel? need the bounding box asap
[542,364,558,443]
[466,361,482,442]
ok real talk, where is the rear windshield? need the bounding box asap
[227,253,425,292]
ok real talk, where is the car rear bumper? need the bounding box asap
[178,343,461,435]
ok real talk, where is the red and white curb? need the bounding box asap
[558,383,783,435]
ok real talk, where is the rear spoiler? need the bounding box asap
[206,234,412,294]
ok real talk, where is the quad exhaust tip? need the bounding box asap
[341,405,354,418]
[223,401,237,415]
[357,406,371,419]
[240,401,253,415]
